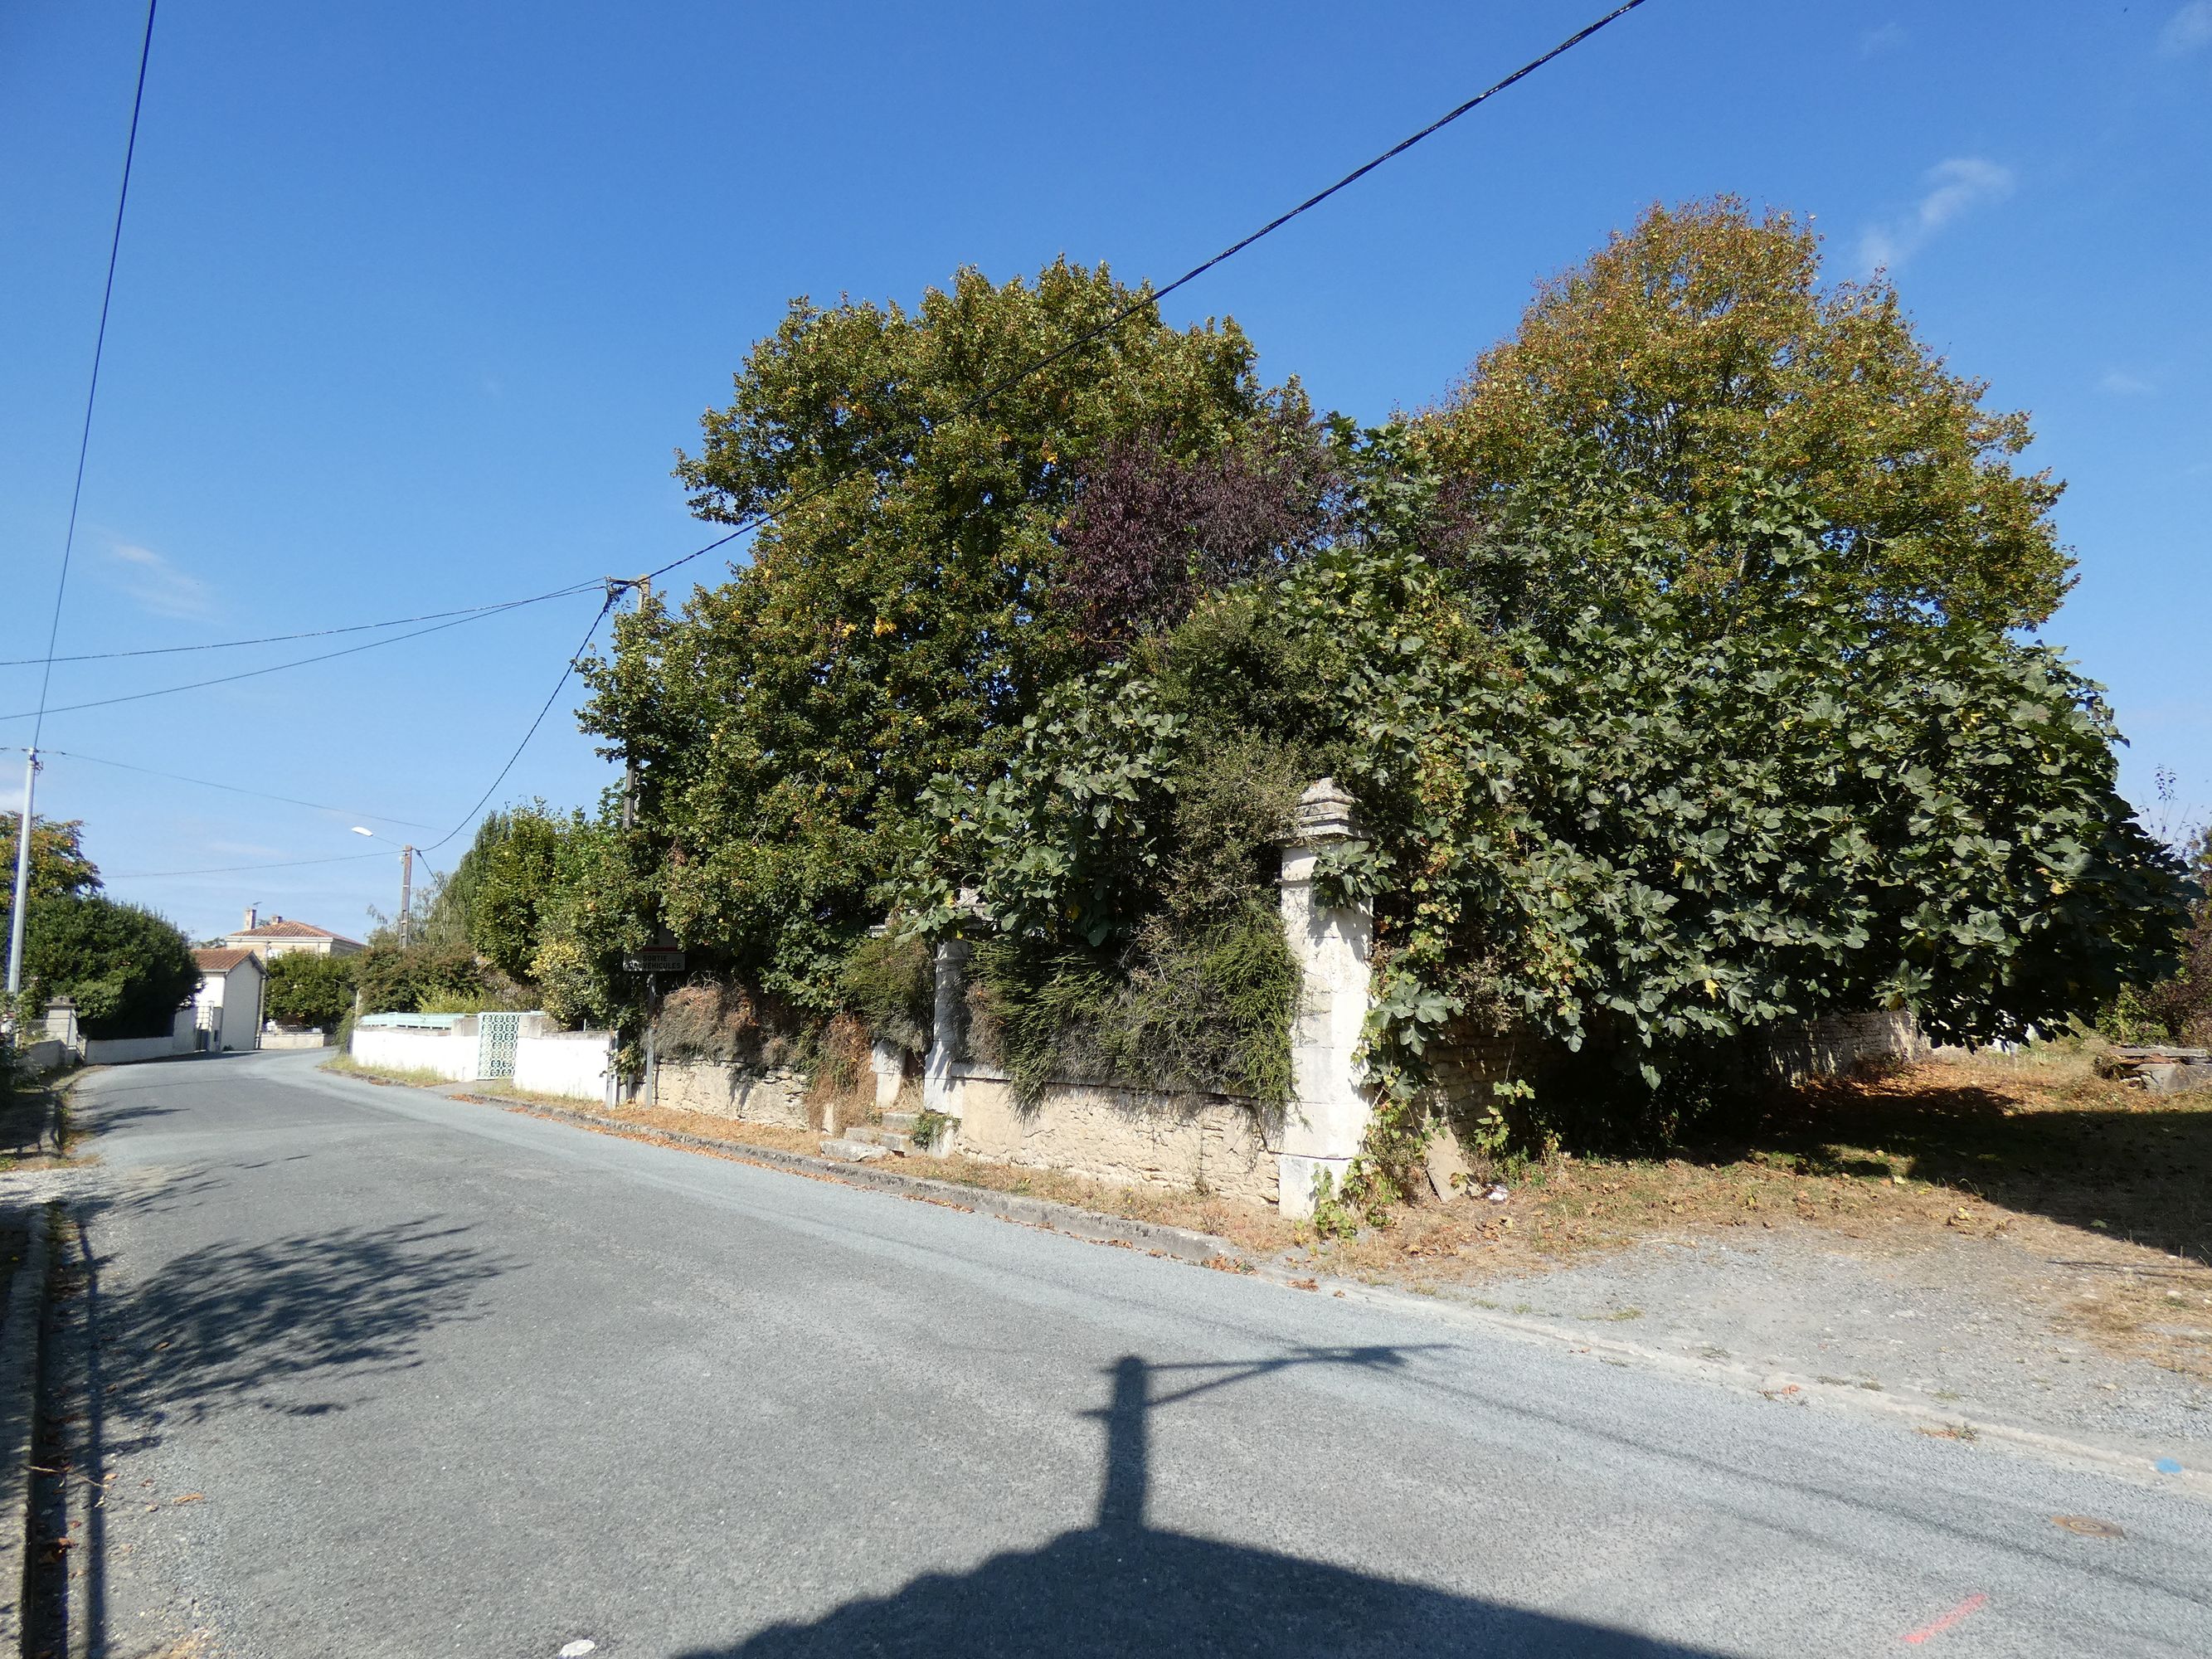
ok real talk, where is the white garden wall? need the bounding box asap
[350,1017,479,1082]
[84,1006,198,1065]
[513,1027,614,1102]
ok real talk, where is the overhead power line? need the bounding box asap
[634,0,1655,591]
[28,0,159,749]
[0,582,596,722]
[7,746,436,830]
[0,586,601,668]
[421,591,619,853]
[59,1,1653,883]
[108,849,392,880]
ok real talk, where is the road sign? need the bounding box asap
[622,949,686,974]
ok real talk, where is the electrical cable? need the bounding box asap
[633,0,1654,590]
[9,1,1649,718]
[46,1,1652,880]
[55,589,610,882]
[28,0,159,750]
[107,850,392,880]
[421,590,618,854]
[5,746,437,830]
[0,583,601,668]
[0,584,590,722]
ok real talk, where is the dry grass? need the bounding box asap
[319,1056,452,1089]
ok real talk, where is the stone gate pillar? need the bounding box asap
[1276,780,1374,1220]
[921,891,984,1136]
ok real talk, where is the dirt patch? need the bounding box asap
[1294,1052,2212,1410]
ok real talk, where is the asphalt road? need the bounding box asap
[49,1049,2212,1657]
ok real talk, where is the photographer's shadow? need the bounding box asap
[688,1347,1715,1657]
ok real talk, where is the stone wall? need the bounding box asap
[1762,1010,1927,1080]
[945,1070,1277,1205]
[653,1058,811,1128]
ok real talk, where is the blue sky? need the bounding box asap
[3,0,2208,943]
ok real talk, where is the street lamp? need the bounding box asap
[352,826,416,947]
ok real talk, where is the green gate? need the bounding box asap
[476,1011,523,1081]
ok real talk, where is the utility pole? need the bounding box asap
[398,844,415,948]
[620,574,650,831]
[6,747,38,1007]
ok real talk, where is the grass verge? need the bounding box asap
[318,1055,451,1089]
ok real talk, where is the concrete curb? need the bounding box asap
[0,1202,54,1653]
[450,1094,1240,1267]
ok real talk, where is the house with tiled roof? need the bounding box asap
[190,946,265,1052]
[223,907,366,961]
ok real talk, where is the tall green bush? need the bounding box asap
[263,952,357,1029]
[8,895,199,1039]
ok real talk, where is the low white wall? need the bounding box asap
[351,1024,478,1082]
[513,1029,613,1101]
[260,1028,333,1050]
[17,1039,66,1074]
[84,1030,197,1066]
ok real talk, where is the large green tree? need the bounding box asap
[12,895,198,1039]
[920,443,2185,1179]
[1423,197,2069,628]
[583,258,1298,1008]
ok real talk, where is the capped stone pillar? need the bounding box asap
[1276,779,1374,1220]
[922,890,984,1132]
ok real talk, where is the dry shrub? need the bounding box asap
[655,979,807,1068]
[805,1010,876,1126]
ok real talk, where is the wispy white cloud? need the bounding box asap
[2160,2,2212,56]
[2100,369,2156,395]
[1858,158,2015,271]
[99,542,211,620]
[1860,22,1907,56]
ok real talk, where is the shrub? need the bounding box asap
[9,895,198,1039]
[839,932,935,1055]
[263,951,357,1029]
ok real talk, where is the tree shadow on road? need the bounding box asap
[681,1348,1716,1659]
[90,1211,508,1443]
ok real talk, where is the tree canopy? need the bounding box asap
[1421,197,2070,628]
[263,951,357,1030]
[916,442,2185,1175]
[13,895,198,1039]
[583,258,1302,1008]
[0,817,103,903]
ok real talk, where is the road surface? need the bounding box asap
[37,1049,2212,1657]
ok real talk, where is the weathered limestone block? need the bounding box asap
[952,1076,1277,1205]
[923,937,971,1124]
[653,1058,809,1127]
[871,1038,907,1110]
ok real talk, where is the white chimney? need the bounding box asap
[243,905,258,931]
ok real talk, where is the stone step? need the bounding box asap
[831,1121,916,1152]
[819,1136,888,1164]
